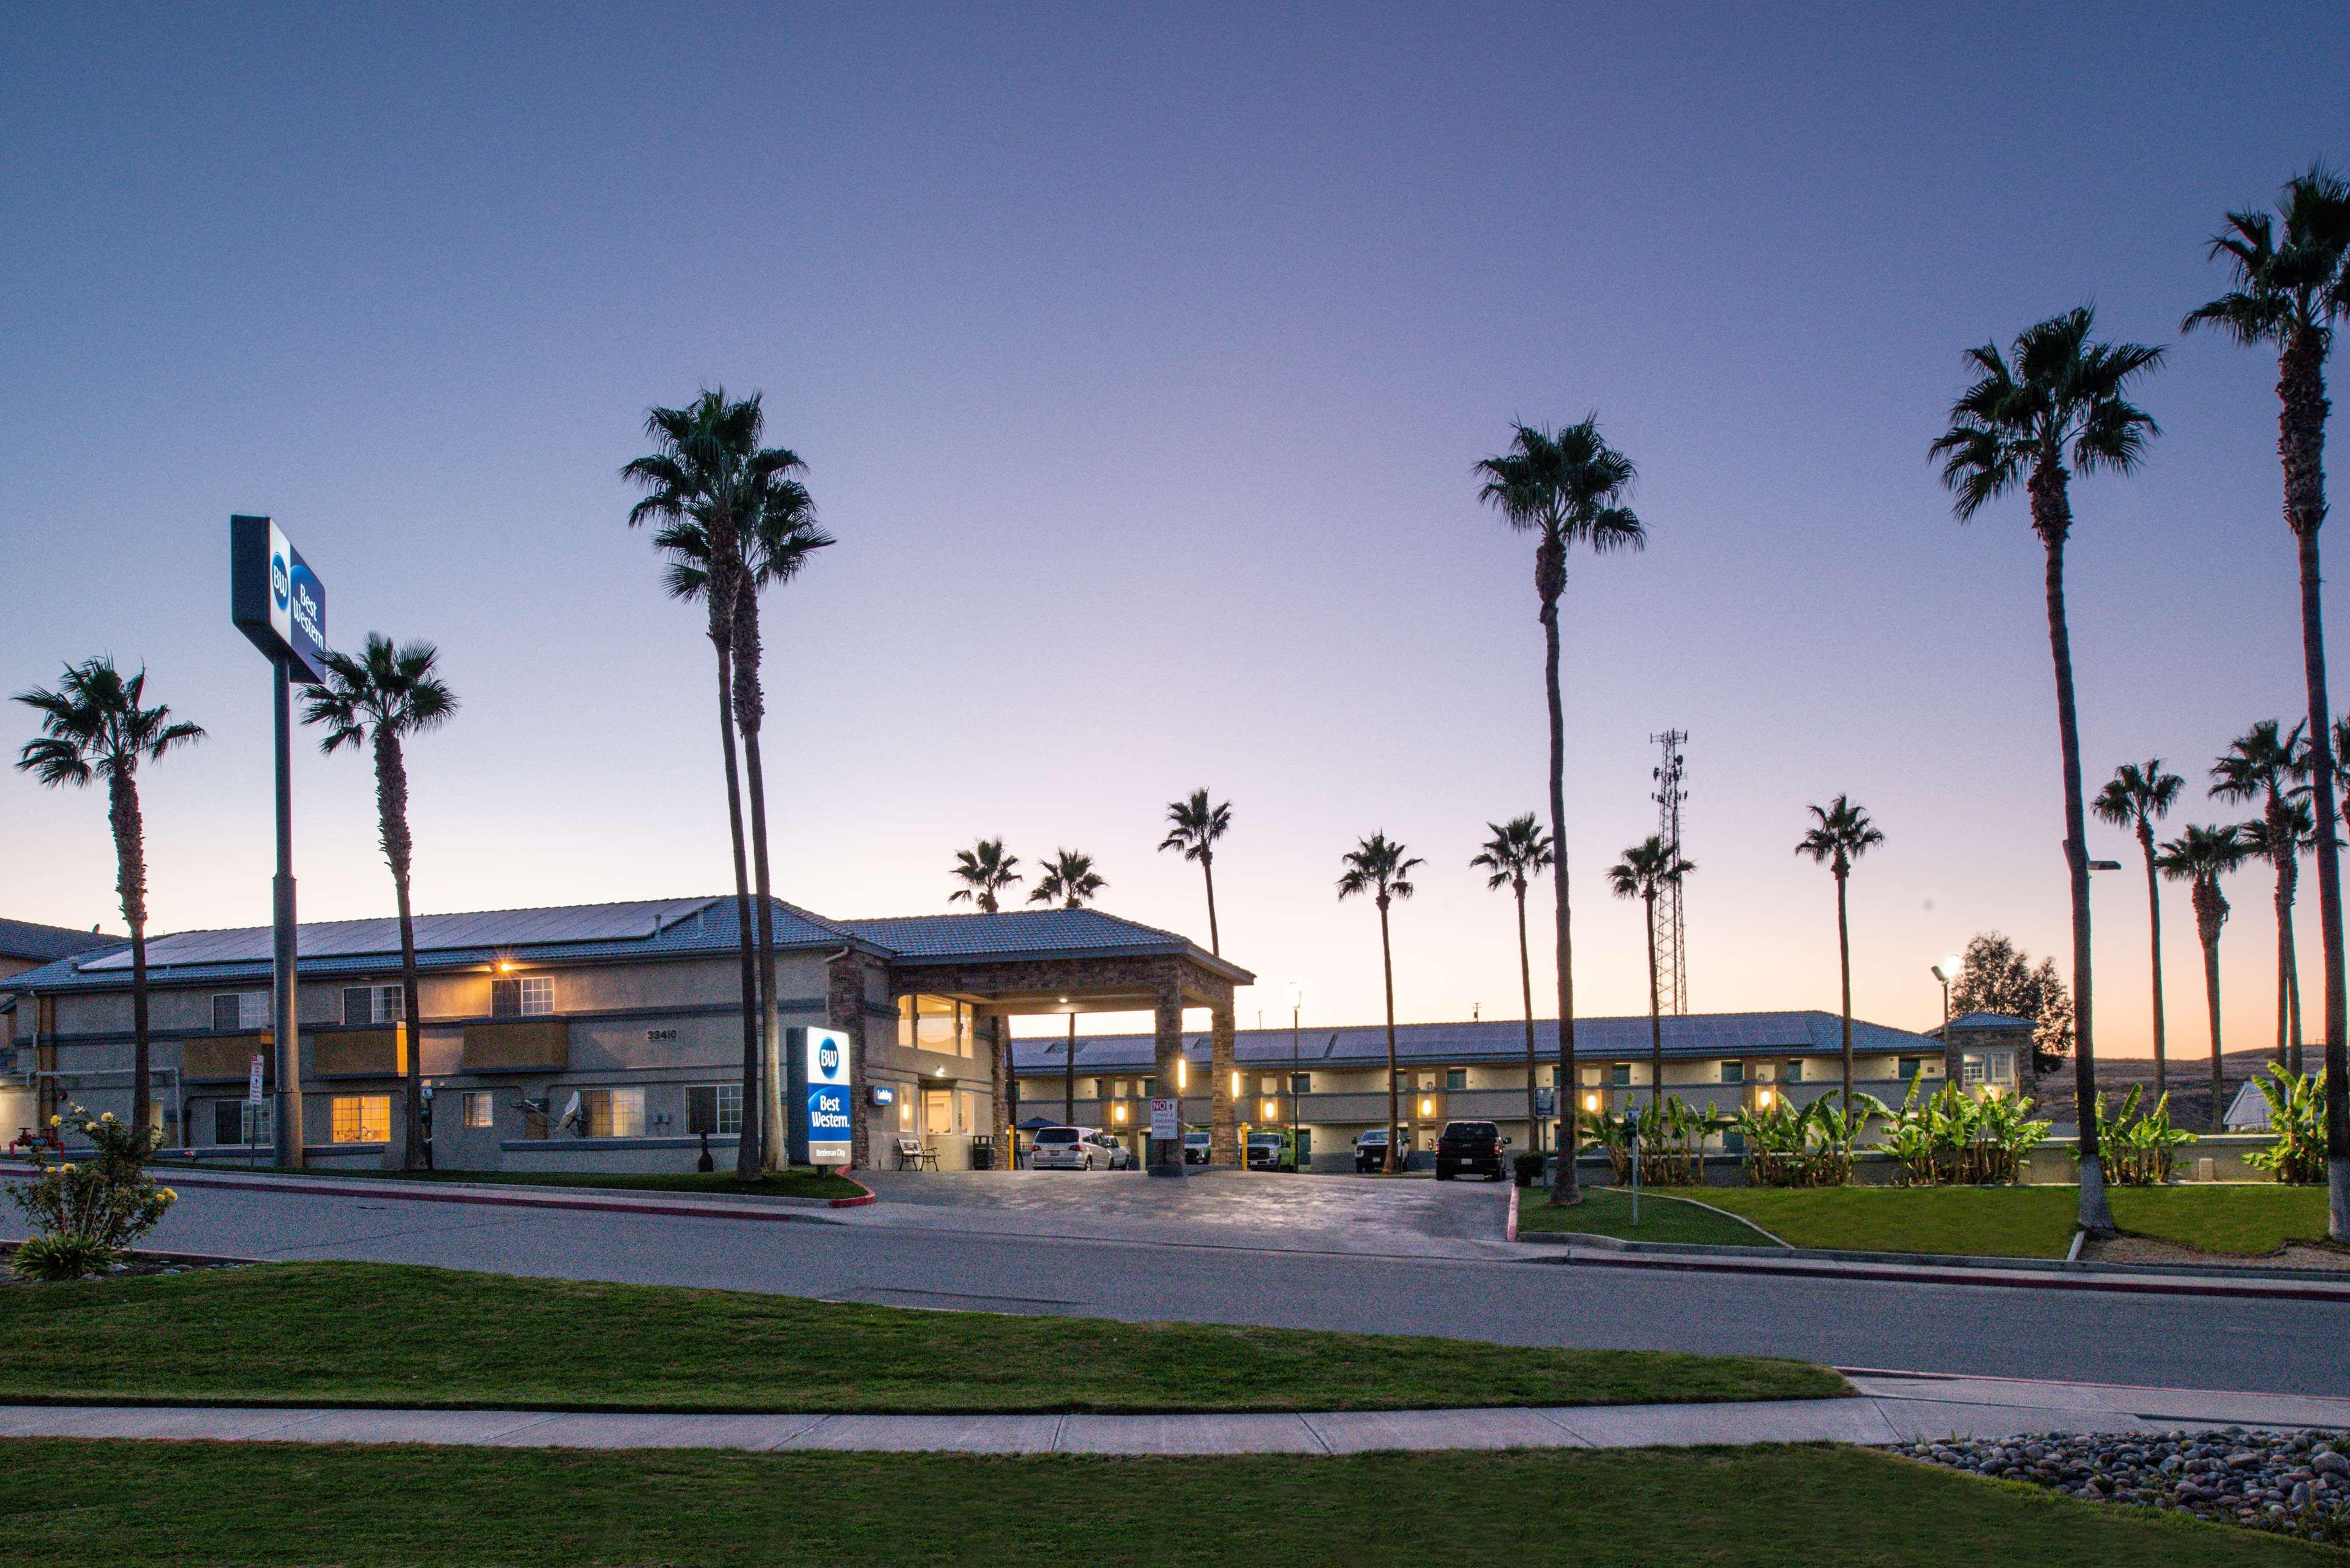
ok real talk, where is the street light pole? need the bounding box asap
[1932,957,1959,1086]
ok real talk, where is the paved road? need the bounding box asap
[140,1176,2350,1398]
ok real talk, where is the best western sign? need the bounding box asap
[230,514,329,682]
[803,1026,853,1165]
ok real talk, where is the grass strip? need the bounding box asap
[0,1440,2332,1567]
[1691,1184,2330,1260]
[150,1162,865,1200]
[1516,1185,1771,1245]
[0,1261,1839,1412]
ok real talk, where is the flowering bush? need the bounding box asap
[6,1102,177,1279]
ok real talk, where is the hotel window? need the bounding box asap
[1549,1064,1564,1089]
[1961,1054,1986,1086]
[1445,1068,1467,1091]
[580,1087,645,1138]
[212,1099,271,1145]
[490,976,555,1017]
[213,992,269,1032]
[342,984,405,1026]
[1720,1061,1745,1085]
[1290,1072,1312,1096]
[331,1094,391,1144]
[1609,1062,1632,1088]
[1137,1077,1155,1099]
[686,1083,742,1137]
[900,995,973,1057]
[1897,1056,1928,1083]
[462,1091,494,1130]
[1989,1051,2015,1083]
[1784,1059,1804,1083]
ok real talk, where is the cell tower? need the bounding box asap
[1650,729,1690,1015]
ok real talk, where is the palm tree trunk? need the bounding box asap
[2030,478,2113,1234]
[2280,324,2349,1240]
[1515,882,1536,1154]
[373,732,427,1171]
[711,640,762,1180]
[2140,825,2167,1102]
[1645,887,1663,1111]
[739,724,783,1169]
[2273,827,2293,1073]
[2202,922,2225,1133]
[1202,853,1220,956]
[1064,1012,1076,1126]
[108,772,152,1139]
[1380,896,1399,1174]
[1541,578,1579,1206]
[1835,871,1853,1118]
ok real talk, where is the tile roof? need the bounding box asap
[837,908,1248,979]
[1011,1010,1946,1073]
[0,917,124,966]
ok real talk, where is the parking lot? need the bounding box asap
[847,1167,1515,1256]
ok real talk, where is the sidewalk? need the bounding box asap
[5,1373,2343,1455]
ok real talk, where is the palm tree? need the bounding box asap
[13,659,203,1138]
[1338,832,1421,1174]
[2093,760,2185,1099]
[949,838,1022,913]
[1933,305,2164,1237]
[652,460,834,1168]
[2238,794,2318,1078]
[624,388,799,1178]
[2186,166,2350,1238]
[1030,849,1107,1123]
[2157,825,2250,1131]
[1476,417,1644,1206]
[1159,790,1232,954]
[1795,797,1884,1121]
[1470,815,1554,1153]
[301,635,457,1170]
[1608,835,1697,1113]
[2212,720,2313,1078]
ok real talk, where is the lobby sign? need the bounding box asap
[230,514,330,683]
[804,1026,853,1163]
[1149,1097,1178,1140]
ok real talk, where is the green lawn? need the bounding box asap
[1680,1184,2334,1260]
[2,1441,2333,1567]
[151,1162,866,1200]
[1518,1185,1776,1245]
[0,1261,1839,1412]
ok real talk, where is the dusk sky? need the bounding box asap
[6,4,2346,1055]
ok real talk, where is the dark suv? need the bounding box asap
[1434,1120,1508,1182]
[1353,1128,1395,1173]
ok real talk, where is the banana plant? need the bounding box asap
[2081,1085,2195,1186]
[2245,1064,2327,1185]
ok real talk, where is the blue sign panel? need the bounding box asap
[230,515,329,683]
[803,1025,852,1163]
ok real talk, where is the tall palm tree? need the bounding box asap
[2093,760,2185,1098]
[1470,815,1554,1151]
[1933,305,2164,1237]
[949,838,1022,913]
[1338,832,1421,1174]
[2157,825,2250,1132]
[1159,790,1232,954]
[2186,166,2350,1238]
[2238,794,2318,1077]
[1476,417,1644,1206]
[301,635,457,1170]
[13,659,203,1138]
[653,464,835,1168]
[2212,720,2313,1077]
[1030,849,1107,1123]
[1608,835,1697,1112]
[1795,797,1884,1121]
[624,388,798,1178]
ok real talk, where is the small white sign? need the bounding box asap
[1149,1097,1178,1140]
[247,1054,264,1105]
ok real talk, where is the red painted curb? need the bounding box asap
[828,1173,877,1209]
[1505,1181,1519,1243]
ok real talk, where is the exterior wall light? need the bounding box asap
[1260,1097,1277,1121]
[1757,1087,1775,1109]
[1112,1102,1128,1124]
[1177,1059,1189,1090]
[1582,1092,1600,1113]
[1418,1096,1434,1118]
[1231,1070,1243,1097]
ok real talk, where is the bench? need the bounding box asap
[896,1135,938,1171]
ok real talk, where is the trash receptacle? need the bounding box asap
[969,1134,994,1171]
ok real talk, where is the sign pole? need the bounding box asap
[271,652,305,1167]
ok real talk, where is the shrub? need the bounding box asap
[7,1234,118,1282]
[1511,1150,1546,1187]
[2245,1064,2326,1185]
[4,1102,178,1277]
[1880,1072,2048,1186]
[1730,1096,1858,1187]
[1577,1096,1734,1187]
[2082,1085,2195,1185]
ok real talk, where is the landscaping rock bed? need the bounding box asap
[2080,1232,2350,1272]
[0,1242,249,1287]
[1895,1427,2350,1544]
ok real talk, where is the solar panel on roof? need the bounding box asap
[78,897,720,972]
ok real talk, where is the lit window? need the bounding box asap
[462,1091,493,1130]
[331,1095,391,1144]
[687,1084,742,1136]
[580,1088,645,1138]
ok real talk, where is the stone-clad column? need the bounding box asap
[827,951,877,1170]
[1150,966,1186,1178]
[1210,1002,1237,1166]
